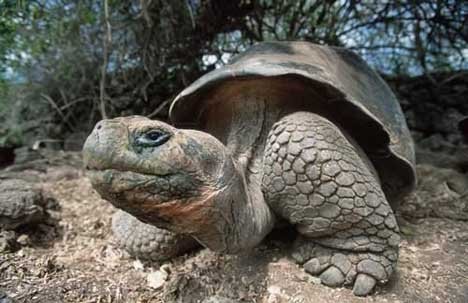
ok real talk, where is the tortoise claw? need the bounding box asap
[353,273,377,296]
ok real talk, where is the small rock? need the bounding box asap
[267,285,282,295]
[306,275,321,285]
[16,249,25,257]
[132,259,144,271]
[160,263,171,274]
[0,178,54,230]
[16,234,30,246]
[0,230,17,252]
[146,270,168,289]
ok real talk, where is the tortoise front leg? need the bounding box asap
[112,210,199,262]
[262,112,400,296]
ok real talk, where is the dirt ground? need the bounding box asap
[1,165,468,303]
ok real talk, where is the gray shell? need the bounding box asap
[170,41,416,203]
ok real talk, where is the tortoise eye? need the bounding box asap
[135,130,171,147]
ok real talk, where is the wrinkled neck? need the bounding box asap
[192,93,281,253]
[191,156,276,254]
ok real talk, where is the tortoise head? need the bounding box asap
[83,116,234,234]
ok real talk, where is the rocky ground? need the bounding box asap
[1,152,468,303]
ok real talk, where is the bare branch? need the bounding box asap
[99,0,112,119]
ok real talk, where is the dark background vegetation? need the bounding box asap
[0,0,467,149]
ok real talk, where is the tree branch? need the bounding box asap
[99,0,112,119]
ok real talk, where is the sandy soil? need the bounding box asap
[1,167,468,303]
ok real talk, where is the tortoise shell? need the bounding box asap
[170,41,416,204]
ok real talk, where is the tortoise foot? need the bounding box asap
[112,210,199,262]
[292,240,397,296]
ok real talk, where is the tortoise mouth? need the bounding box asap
[86,167,203,206]
[86,168,210,233]
[85,166,172,179]
[86,168,175,204]
[86,168,157,189]
[86,167,171,188]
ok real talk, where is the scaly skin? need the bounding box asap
[262,112,399,295]
[83,113,400,296]
[112,210,198,261]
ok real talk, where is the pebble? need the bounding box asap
[146,270,168,289]
[132,260,144,271]
[16,234,30,246]
[267,285,282,295]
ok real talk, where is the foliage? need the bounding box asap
[0,0,101,146]
[209,0,467,75]
[0,0,466,147]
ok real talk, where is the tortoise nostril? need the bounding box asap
[97,124,102,130]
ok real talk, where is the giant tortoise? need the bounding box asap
[83,41,416,296]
